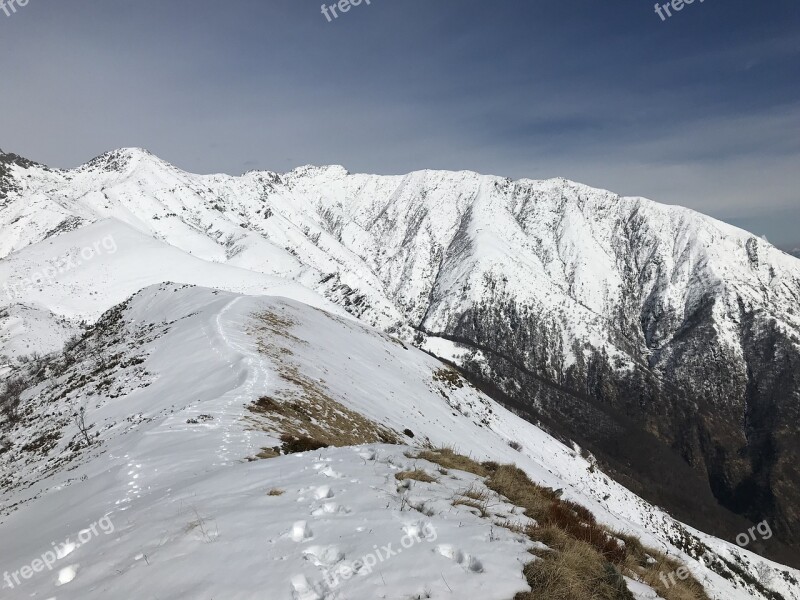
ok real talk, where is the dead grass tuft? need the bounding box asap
[395,469,438,483]
[267,488,285,496]
[487,464,558,521]
[517,536,633,600]
[460,484,491,502]
[255,447,280,460]
[452,497,492,518]
[249,390,398,452]
[415,446,488,477]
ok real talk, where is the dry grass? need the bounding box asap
[452,485,495,517]
[415,447,489,477]
[255,447,280,459]
[518,536,633,600]
[248,390,398,452]
[487,464,559,522]
[246,309,401,458]
[278,432,328,454]
[413,446,709,600]
[250,309,304,349]
[460,484,491,502]
[267,488,285,496]
[395,469,438,483]
[453,497,492,518]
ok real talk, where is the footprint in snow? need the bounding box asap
[311,502,351,516]
[290,521,314,542]
[302,545,344,567]
[403,520,436,541]
[313,485,334,500]
[319,466,343,479]
[435,544,484,573]
[56,564,79,586]
[291,574,323,600]
[117,460,144,506]
[358,449,376,461]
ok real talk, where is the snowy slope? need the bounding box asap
[1,284,798,600]
[0,217,346,362]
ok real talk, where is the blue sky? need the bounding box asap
[1,0,798,247]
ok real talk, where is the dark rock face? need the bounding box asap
[425,289,800,567]
[0,151,39,200]
[295,174,800,568]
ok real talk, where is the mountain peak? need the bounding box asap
[78,147,162,173]
[287,164,350,178]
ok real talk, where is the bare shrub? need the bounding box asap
[0,376,27,423]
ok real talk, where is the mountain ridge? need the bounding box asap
[1,146,799,567]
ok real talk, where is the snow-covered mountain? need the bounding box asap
[1,147,799,594]
[2,283,798,600]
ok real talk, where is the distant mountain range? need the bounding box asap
[2,147,799,569]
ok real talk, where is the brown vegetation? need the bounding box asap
[246,309,400,459]
[414,447,710,600]
[395,469,438,483]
